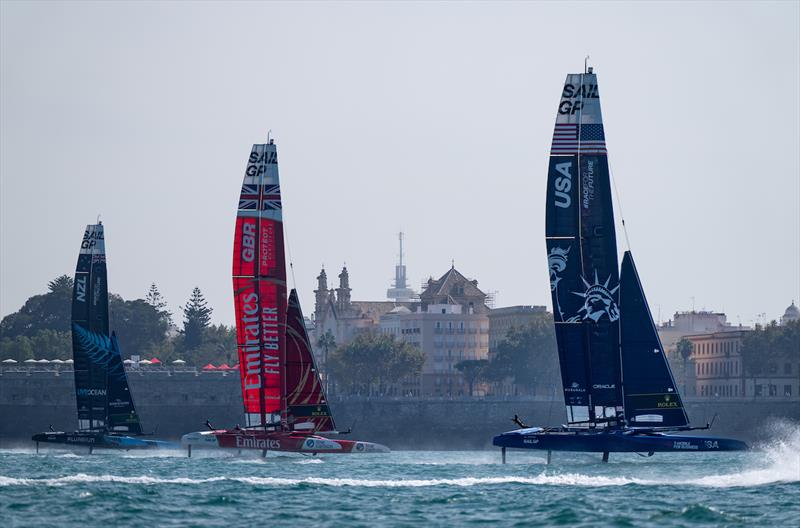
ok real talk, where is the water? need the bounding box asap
[2,429,798,527]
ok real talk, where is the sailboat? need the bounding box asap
[32,223,176,452]
[492,67,747,461]
[180,139,388,456]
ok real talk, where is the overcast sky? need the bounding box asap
[2,1,798,328]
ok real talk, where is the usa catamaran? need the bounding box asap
[32,223,176,452]
[181,139,388,456]
[493,67,747,462]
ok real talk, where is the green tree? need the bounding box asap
[455,359,489,396]
[181,287,212,350]
[328,333,425,396]
[109,295,169,358]
[741,320,800,398]
[1,274,73,338]
[145,282,173,327]
[488,314,560,396]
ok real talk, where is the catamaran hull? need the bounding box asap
[181,430,390,454]
[493,428,748,452]
[32,432,178,450]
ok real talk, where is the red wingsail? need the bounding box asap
[233,141,287,428]
[285,289,336,432]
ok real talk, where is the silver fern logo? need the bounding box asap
[72,323,126,381]
[569,271,620,322]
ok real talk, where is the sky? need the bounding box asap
[1,1,798,328]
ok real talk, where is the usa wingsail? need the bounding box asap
[492,66,748,462]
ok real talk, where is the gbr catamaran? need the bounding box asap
[181,139,388,456]
[32,223,175,452]
[493,67,748,462]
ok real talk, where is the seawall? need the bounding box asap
[1,370,797,450]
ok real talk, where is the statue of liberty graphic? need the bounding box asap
[548,246,570,321]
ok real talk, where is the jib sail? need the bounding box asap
[106,332,143,433]
[233,140,287,428]
[72,223,111,431]
[620,252,689,428]
[545,71,623,424]
[285,289,336,432]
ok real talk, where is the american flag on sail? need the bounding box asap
[550,124,607,155]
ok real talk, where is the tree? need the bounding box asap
[328,333,425,396]
[316,330,336,392]
[741,320,800,398]
[487,314,560,396]
[181,287,212,350]
[109,295,169,358]
[145,283,173,327]
[675,338,694,395]
[455,359,489,396]
[1,274,74,338]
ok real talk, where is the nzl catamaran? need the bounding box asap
[32,223,175,452]
[493,67,748,462]
[181,139,388,456]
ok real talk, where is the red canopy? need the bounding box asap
[217,363,231,370]
[202,363,217,370]
[149,358,161,365]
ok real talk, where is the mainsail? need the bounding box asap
[71,223,141,433]
[285,289,336,432]
[545,71,622,424]
[620,252,689,428]
[233,140,287,428]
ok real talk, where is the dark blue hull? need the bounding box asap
[32,431,178,450]
[493,427,748,452]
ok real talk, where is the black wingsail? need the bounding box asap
[71,223,143,434]
[72,224,111,431]
[620,252,689,428]
[546,71,622,425]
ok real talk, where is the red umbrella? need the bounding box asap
[217,363,231,370]
[202,363,217,370]
[150,358,161,365]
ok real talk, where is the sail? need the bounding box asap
[620,252,689,428]
[233,140,287,428]
[105,332,143,433]
[285,289,336,432]
[72,224,111,431]
[545,71,622,424]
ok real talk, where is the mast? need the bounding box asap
[545,69,623,426]
[233,139,287,429]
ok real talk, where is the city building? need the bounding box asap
[312,266,413,365]
[657,310,749,398]
[381,265,490,396]
[487,305,548,354]
[685,330,749,399]
[781,301,799,326]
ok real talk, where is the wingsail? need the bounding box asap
[232,140,288,428]
[545,72,622,424]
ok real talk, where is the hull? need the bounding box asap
[493,427,748,453]
[32,431,178,450]
[182,429,390,454]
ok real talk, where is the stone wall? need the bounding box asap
[1,370,797,449]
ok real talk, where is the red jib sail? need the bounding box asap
[233,140,287,428]
[285,289,336,432]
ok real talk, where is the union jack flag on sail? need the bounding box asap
[550,124,607,155]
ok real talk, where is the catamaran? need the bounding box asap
[181,139,388,456]
[32,223,176,452]
[493,67,748,462]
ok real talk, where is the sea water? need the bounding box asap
[1,424,798,527]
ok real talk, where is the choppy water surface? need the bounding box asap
[2,429,798,527]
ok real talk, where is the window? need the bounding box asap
[784,385,792,397]
[769,384,777,397]
[785,363,792,375]
[755,384,763,397]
